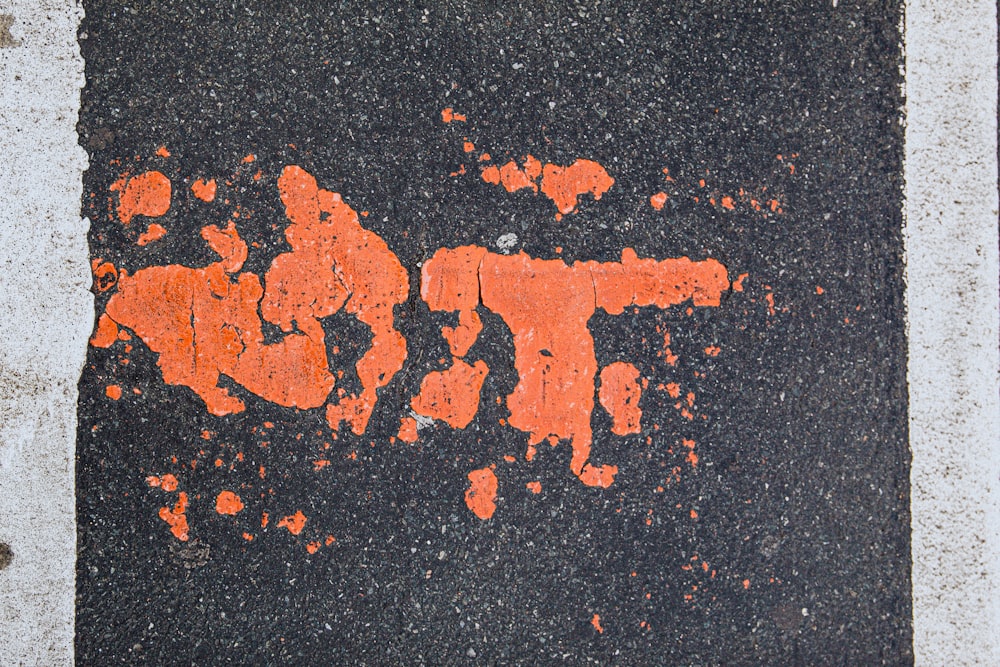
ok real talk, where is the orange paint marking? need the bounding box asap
[397,417,419,443]
[422,246,729,488]
[591,614,604,634]
[411,359,489,429]
[105,385,122,400]
[464,467,498,520]
[649,191,667,210]
[277,510,307,535]
[526,481,542,494]
[158,491,189,541]
[112,171,171,225]
[191,178,217,202]
[215,490,244,515]
[441,107,467,123]
[137,223,167,246]
[598,362,643,436]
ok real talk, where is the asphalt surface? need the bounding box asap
[76,2,910,664]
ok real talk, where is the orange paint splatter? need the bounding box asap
[411,359,489,429]
[137,223,167,246]
[650,191,667,210]
[397,417,419,443]
[480,156,613,219]
[155,146,171,158]
[277,510,307,535]
[598,362,643,436]
[441,107,467,123]
[526,481,542,494]
[732,272,748,292]
[105,385,122,400]
[591,614,604,634]
[720,196,735,210]
[112,171,171,225]
[704,345,721,357]
[421,246,728,488]
[464,467,498,520]
[158,491,189,541]
[191,178,217,202]
[215,490,244,515]
[306,541,321,554]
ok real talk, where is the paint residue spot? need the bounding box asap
[591,614,604,634]
[464,467,498,520]
[306,541,321,554]
[137,223,167,246]
[650,192,667,210]
[743,579,751,590]
[215,490,244,515]
[191,178,217,202]
[113,171,171,225]
[90,314,118,347]
[158,492,189,541]
[155,146,171,158]
[479,156,613,219]
[105,385,122,400]
[277,510,307,535]
[526,481,542,494]
[441,107,467,123]
[397,417,419,443]
[732,273,748,292]
[598,362,643,436]
[815,285,824,295]
[411,359,489,429]
[704,345,721,357]
[720,196,735,210]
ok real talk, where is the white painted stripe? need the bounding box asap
[0,1,89,665]
[906,0,1000,664]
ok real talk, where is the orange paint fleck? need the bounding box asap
[598,362,643,436]
[312,459,330,470]
[242,154,256,164]
[721,196,735,210]
[105,385,122,400]
[277,510,307,536]
[815,285,824,295]
[397,417,419,443]
[242,532,254,541]
[464,467,498,520]
[90,313,119,347]
[743,579,751,590]
[591,614,604,634]
[158,491,189,541]
[704,345,721,357]
[113,171,171,225]
[690,509,698,519]
[732,272,748,292]
[526,481,542,494]
[191,178,217,202]
[422,246,728,488]
[480,156,613,219]
[215,490,244,515]
[650,191,668,210]
[463,141,475,153]
[306,541,321,554]
[261,512,269,528]
[411,359,489,429]
[765,291,776,316]
[664,382,681,399]
[441,107,467,123]
[325,535,336,546]
[155,146,171,158]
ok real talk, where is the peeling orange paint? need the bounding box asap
[397,417,419,443]
[191,178,217,202]
[158,492,189,541]
[441,107,466,123]
[480,156,613,219]
[277,510,307,536]
[464,467,498,520]
[591,614,604,634]
[422,246,728,488]
[137,223,167,246]
[215,490,244,515]
[112,171,171,225]
[411,359,489,429]
[598,362,643,436]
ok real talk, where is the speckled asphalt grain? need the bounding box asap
[76,2,910,664]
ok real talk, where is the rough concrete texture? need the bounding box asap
[0,1,89,665]
[905,0,1000,665]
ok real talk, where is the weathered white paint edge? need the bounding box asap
[906,0,1000,665]
[0,1,89,665]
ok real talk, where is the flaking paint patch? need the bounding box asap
[111,170,171,225]
[464,467,498,520]
[598,362,643,436]
[480,155,614,220]
[411,359,489,429]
